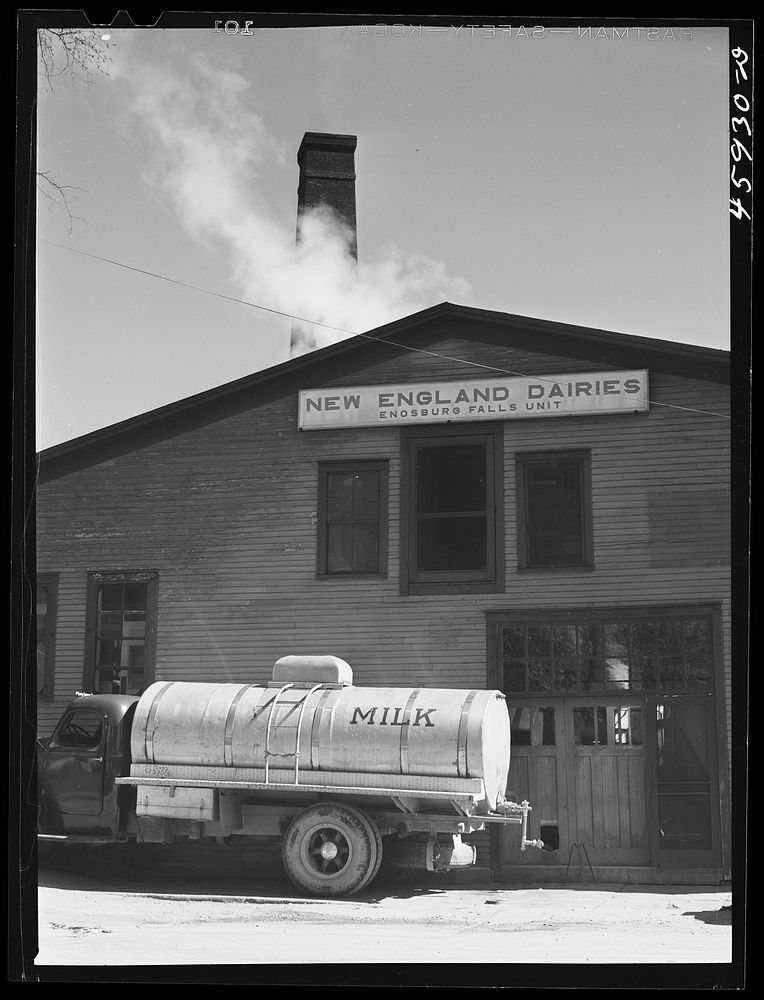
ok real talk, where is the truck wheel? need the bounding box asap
[282,803,382,897]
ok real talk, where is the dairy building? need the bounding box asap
[35,135,732,885]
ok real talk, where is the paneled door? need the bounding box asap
[564,697,649,865]
[501,697,649,867]
[503,701,567,866]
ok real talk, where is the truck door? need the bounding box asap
[43,709,107,816]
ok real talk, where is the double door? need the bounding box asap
[501,695,721,871]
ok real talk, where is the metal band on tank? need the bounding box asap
[223,685,251,767]
[399,689,421,775]
[143,682,175,764]
[456,690,479,778]
[310,688,334,770]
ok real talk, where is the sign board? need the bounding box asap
[298,371,649,430]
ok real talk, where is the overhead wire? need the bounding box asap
[37,237,731,420]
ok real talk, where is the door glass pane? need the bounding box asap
[510,707,531,745]
[573,706,608,745]
[540,707,556,746]
[613,706,642,746]
[656,702,709,781]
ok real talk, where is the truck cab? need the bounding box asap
[37,694,138,843]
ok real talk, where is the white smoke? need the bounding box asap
[118,50,472,355]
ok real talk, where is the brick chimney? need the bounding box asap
[291,133,358,356]
[296,132,358,259]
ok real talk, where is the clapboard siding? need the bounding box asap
[37,336,731,783]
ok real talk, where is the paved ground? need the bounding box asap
[30,846,738,984]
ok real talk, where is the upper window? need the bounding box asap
[402,428,503,594]
[86,572,157,694]
[317,462,388,576]
[516,451,593,569]
[36,574,58,699]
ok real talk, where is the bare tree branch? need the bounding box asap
[37,28,111,93]
[36,171,84,233]
[37,28,112,226]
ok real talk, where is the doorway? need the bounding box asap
[502,697,649,868]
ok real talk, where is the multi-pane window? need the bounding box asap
[517,452,592,569]
[87,573,156,694]
[36,574,58,698]
[501,616,713,694]
[403,430,501,593]
[317,462,388,575]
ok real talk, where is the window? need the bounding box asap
[51,710,104,750]
[36,574,58,699]
[317,462,388,576]
[510,705,556,746]
[402,428,503,594]
[86,572,157,694]
[497,612,714,694]
[517,451,592,569]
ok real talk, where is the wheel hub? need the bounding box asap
[320,841,339,860]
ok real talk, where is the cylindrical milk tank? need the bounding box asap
[131,680,511,811]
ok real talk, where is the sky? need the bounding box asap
[33,18,732,450]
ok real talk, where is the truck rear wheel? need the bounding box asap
[282,803,382,897]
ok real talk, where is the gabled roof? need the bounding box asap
[38,302,730,482]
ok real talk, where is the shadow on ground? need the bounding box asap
[37,842,455,902]
[37,842,731,904]
[685,906,732,925]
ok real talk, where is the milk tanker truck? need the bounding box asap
[37,655,543,896]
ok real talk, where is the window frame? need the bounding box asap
[401,424,504,596]
[50,708,107,751]
[516,449,594,571]
[316,460,389,578]
[84,571,158,694]
[486,604,722,697]
[36,572,59,701]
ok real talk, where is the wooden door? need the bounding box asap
[503,701,567,866]
[501,697,650,868]
[650,696,721,866]
[565,697,649,865]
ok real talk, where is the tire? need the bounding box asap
[357,808,384,892]
[282,803,382,898]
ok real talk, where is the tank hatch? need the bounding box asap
[271,655,353,687]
